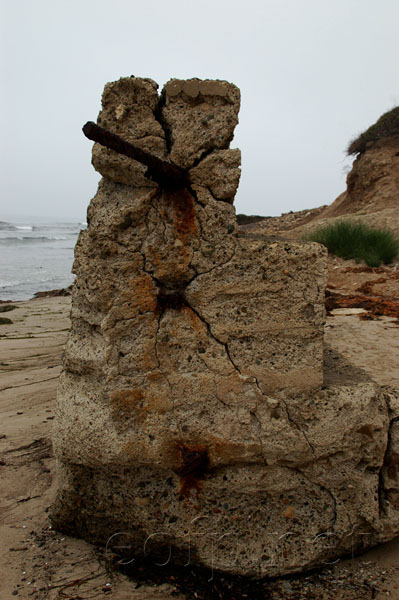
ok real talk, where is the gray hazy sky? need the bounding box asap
[2,0,399,221]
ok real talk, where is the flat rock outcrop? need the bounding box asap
[51,77,399,578]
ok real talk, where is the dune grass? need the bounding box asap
[303,221,399,267]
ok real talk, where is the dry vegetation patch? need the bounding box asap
[347,106,399,155]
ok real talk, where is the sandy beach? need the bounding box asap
[0,288,398,599]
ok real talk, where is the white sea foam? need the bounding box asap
[0,279,21,288]
[0,218,84,300]
[0,236,69,245]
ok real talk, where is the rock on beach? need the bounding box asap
[50,77,399,578]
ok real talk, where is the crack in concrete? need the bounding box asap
[198,244,238,278]
[153,91,172,154]
[186,302,242,377]
[279,397,316,459]
[134,172,238,287]
[193,182,236,206]
[188,185,206,208]
[94,104,268,468]
[239,368,316,465]
[194,203,238,266]
[139,221,240,379]
[244,374,281,466]
[190,147,217,169]
[180,298,270,464]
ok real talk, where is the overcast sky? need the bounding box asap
[2,0,399,221]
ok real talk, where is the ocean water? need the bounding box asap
[0,218,86,301]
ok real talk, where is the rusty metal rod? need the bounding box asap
[82,121,188,189]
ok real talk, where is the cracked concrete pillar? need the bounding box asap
[51,77,399,577]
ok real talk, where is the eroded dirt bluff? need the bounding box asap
[51,77,399,578]
[240,133,399,241]
[322,135,399,219]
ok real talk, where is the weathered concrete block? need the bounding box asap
[51,77,399,578]
[189,149,241,203]
[92,77,167,186]
[185,233,327,393]
[162,78,240,169]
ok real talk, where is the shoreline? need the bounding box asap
[0,283,73,304]
[0,285,73,305]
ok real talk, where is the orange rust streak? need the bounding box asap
[173,442,210,500]
[109,388,145,411]
[127,272,160,317]
[178,474,202,499]
[169,188,198,241]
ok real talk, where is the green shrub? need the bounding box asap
[347,106,399,155]
[303,221,399,267]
